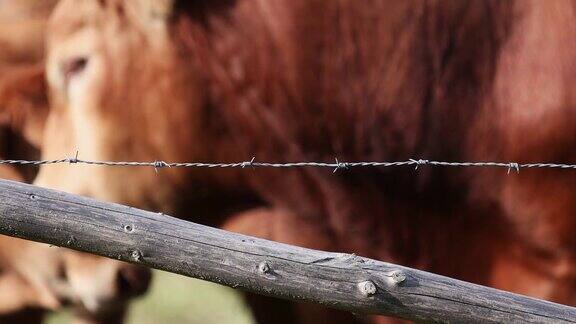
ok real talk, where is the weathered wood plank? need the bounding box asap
[0,179,574,323]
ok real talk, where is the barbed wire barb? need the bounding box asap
[507,162,520,174]
[410,159,429,170]
[153,161,170,174]
[241,157,256,169]
[66,150,79,164]
[333,158,349,173]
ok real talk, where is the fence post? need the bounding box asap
[0,179,574,323]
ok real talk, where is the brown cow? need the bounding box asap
[469,1,576,301]
[27,0,576,323]
[0,1,152,323]
[0,75,152,323]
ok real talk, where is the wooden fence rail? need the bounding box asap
[0,179,574,323]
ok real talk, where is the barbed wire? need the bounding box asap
[0,154,575,174]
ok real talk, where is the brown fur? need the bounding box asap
[469,0,576,301]
[22,0,576,323]
[0,0,54,181]
[0,0,57,65]
[0,2,56,322]
[0,2,151,323]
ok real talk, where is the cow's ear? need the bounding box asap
[0,63,49,148]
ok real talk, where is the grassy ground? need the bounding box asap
[46,270,255,324]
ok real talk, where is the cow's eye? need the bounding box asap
[61,56,88,81]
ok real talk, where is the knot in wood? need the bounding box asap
[258,261,271,275]
[124,224,134,233]
[390,270,406,284]
[131,250,142,262]
[358,280,377,297]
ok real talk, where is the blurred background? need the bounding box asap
[47,271,255,324]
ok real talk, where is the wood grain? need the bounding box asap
[0,179,574,323]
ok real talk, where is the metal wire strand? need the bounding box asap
[0,157,575,172]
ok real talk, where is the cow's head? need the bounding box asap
[35,0,246,311]
[29,0,219,319]
[0,0,160,320]
[37,0,209,213]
